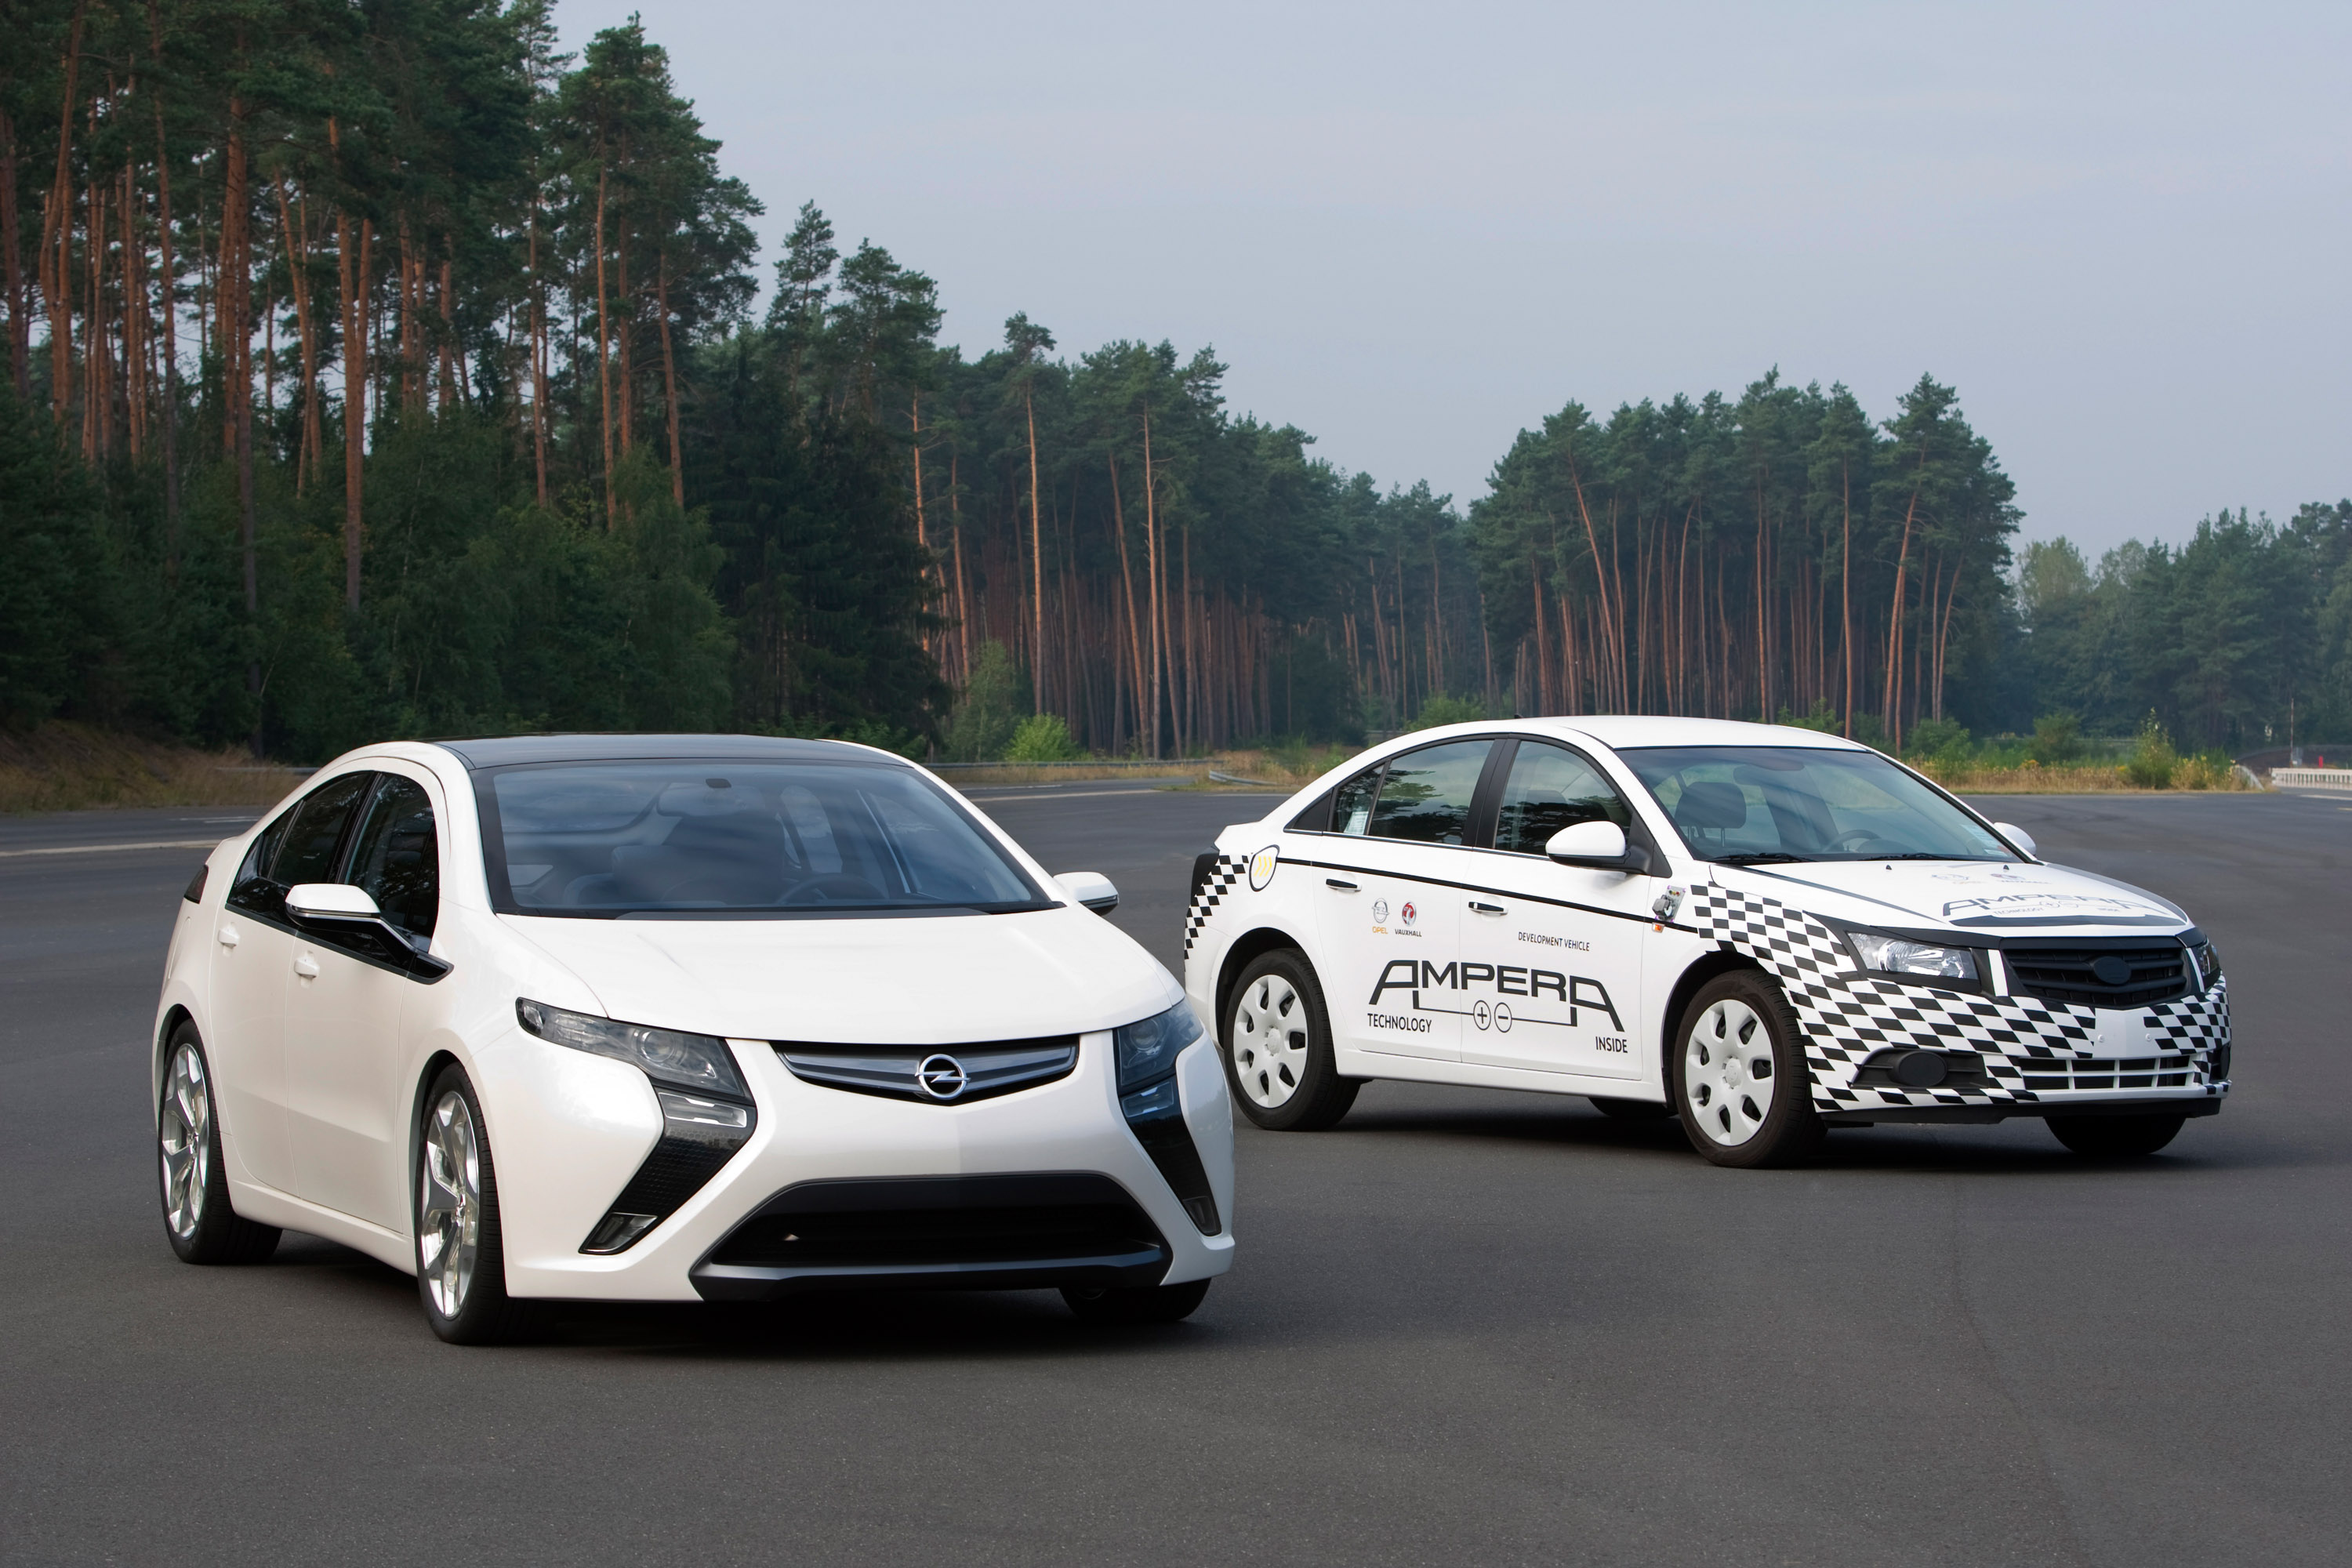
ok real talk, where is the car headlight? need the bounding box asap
[1112,1001,1220,1236]
[2187,938,2223,990]
[516,998,751,1101]
[1842,929,1980,985]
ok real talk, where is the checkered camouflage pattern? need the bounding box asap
[1185,855,1247,955]
[1683,883,2230,1112]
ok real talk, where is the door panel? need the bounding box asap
[288,773,439,1229]
[1458,742,1651,1079]
[1313,741,1495,1065]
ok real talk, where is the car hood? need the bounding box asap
[1719,858,2190,937]
[501,906,1179,1044]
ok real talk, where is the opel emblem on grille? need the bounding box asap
[916,1054,969,1100]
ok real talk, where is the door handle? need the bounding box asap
[1325,877,1360,891]
[216,922,241,949]
[293,953,321,979]
[1468,901,1507,916]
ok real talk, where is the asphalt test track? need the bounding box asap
[2,786,2345,1565]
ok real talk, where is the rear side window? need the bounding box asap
[1367,740,1492,846]
[1494,743,1631,855]
[346,776,440,940]
[229,772,372,916]
[1329,765,1382,836]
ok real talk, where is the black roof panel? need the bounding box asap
[430,734,893,770]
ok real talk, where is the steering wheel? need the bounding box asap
[782,873,887,906]
[1827,829,1894,852]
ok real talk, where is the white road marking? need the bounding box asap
[0,838,219,859]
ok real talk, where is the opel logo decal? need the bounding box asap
[916,1054,969,1100]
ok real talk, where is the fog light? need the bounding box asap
[1893,1050,1950,1088]
[583,1212,659,1254]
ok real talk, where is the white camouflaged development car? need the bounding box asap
[1183,717,2230,1167]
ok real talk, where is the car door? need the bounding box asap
[210,771,375,1192]
[286,770,441,1229]
[1310,738,1495,1066]
[1457,739,1651,1080]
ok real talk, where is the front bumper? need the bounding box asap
[494,1030,1236,1302]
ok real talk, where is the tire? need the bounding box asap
[158,1024,281,1265]
[1589,1095,1673,1123]
[1062,1277,1211,1325]
[1671,970,1825,1169]
[414,1065,537,1345]
[2047,1112,2187,1157]
[1222,949,1359,1131]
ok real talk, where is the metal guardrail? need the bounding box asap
[927,757,1228,771]
[2270,768,2352,791]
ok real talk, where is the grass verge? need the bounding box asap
[0,722,310,815]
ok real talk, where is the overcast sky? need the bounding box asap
[558,1,2347,555]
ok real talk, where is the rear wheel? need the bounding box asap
[415,1066,537,1345]
[1062,1277,1210,1325]
[1671,971,1824,1169]
[2047,1113,2186,1157]
[1223,949,1358,1131]
[158,1025,280,1265]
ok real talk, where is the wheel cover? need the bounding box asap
[418,1091,482,1318]
[1232,973,1311,1109]
[1684,998,1777,1146]
[158,1044,211,1239]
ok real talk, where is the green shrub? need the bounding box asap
[1410,694,1487,731]
[1776,699,1838,733]
[2030,713,2085,765]
[2123,718,2179,788]
[1904,717,1971,765]
[943,642,1024,762]
[1004,712,1083,762]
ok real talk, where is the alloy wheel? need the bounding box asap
[418,1090,482,1319]
[1232,973,1310,1109]
[1684,998,1777,1146]
[158,1044,212,1240]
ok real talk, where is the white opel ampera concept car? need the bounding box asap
[1184,717,2230,1167]
[152,735,1233,1342]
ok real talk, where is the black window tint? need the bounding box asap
[1367,741,1491,845]
[1330,765,1382,837]
[226,811,295,915]
[270,772,373,887]
[347,777,439,940]
[1494,743,1631,855]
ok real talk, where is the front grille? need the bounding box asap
[2018,1054,2198,1092]
[695,1173,1171,1300]
[775,1036,1078,1104]
[2004,944,2190,1008]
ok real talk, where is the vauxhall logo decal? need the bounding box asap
[1368,959,1624,1030]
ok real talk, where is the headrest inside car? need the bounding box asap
[1673,779,1749,830]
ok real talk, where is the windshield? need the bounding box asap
[1616,746,2019,865]
[480,760,1048,917]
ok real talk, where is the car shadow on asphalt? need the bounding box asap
[1319,1098,2265,1178]
[257,1232,1236,1360]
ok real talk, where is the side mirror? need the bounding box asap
[285,884,451,980]
[286,882,383,926]
[1994,822,2038,858]
[1546,821,1651,874]
[1054,871,1120,915]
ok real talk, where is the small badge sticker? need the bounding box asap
[1400,902,1417,927]
[1248,846,1279,891]
[1371,898,1390,924]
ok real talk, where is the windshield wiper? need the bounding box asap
[1712,851,1813,865]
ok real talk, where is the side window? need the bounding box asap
[346,776,440,942]
[227,772,372,916]
[1494,743,1632,855]
[1330,764,1382,836]
[1367,740,1492,846]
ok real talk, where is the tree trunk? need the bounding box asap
[655,247,683,504]
[1026,383,1044,713]
[1141,405,1163,757]
[0,107,24,397]
[42,2,87,426]
[593,162,614,526]
[528,193,548,504]
[152,33,176,554]
[338,211,370,608]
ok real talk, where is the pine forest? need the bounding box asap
[3,0,2349,773]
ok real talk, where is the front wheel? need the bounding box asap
[158,1025,280,1265]
[2047,1113,2186,1157]
[1062,1277,1210,1325]
[415,1066,537,1345]
[1671,971,1824,1169]
[1222,949,1359,1131]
